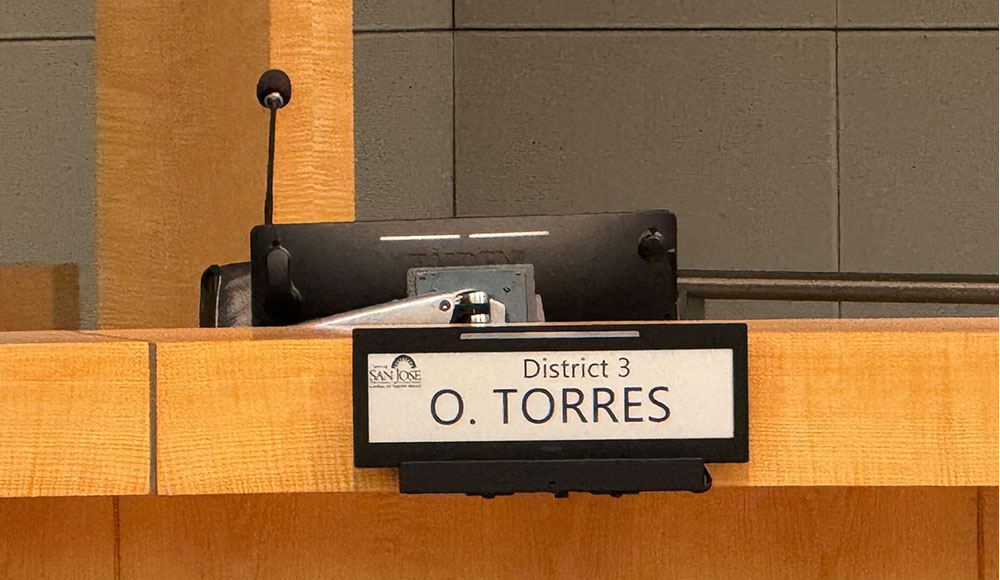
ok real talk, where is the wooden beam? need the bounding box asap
[0,332,151,496]
[118,488,977,579]
[94,0,353,328]
[0,263,78,331]
[95,318,998,495]
[269,0,354,223]
[95,0,270,329]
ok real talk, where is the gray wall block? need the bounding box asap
[454,31,838,273]
[0,40,95,326]
[0,0,92,37]
[839,32,998,277]
[354,32,455,221]
[355,0,452,31]
[839,0,998,28]
[456,0,834,28]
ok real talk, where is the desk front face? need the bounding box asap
[0,333,150,497]
[96,319,999,495]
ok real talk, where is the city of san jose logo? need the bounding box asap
[369,354,422,388]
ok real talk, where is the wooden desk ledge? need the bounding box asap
[0,319,994,497]
[0,331,151,497]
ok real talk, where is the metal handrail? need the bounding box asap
[676,270,999,319]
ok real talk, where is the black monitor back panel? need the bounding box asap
[250,210,677,326]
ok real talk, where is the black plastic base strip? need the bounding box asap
[399,458,711,497]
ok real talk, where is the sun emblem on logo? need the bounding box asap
[391,355,416,369]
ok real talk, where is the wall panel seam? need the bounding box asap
[355,27,452,33]
[835,28,842,318]
[0,35,94,42]
[444,26,996,32]
[451,2,458,217]
[147,342,157,495]
[354,27,998,35]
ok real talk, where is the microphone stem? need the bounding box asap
[265,104,277,225]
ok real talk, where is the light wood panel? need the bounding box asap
[118,488,977,580]
[151,336,394,494]
[0,263,78,331]
[0,497,114,578]
[0,332,150,496]
[99,318,997,495]
[709,318,999,486]
[151,334,391,494]
[94,0,353,329]
[270,0,354,223]
[95,0,270,329]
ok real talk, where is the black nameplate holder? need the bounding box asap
[353,323,748,497]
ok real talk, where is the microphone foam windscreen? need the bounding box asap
[256,69,292,107]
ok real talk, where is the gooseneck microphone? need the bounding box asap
[255,69,302,324]
[256,69,292,225]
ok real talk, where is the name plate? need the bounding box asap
[353,324,748,467]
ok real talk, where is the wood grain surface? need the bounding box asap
[0,334,150,496]
[709,319,999,486]
[0,488,979,579]
[0,497,114,578]
[270,0,355,223]
[0,319,989,496]
[95,0,270,329]
[0,320,989,578]
[99,318,998,495]
[152,337,395,494]
[117,488,978,580]
[0,263,78,331]
[94,0,353,329]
